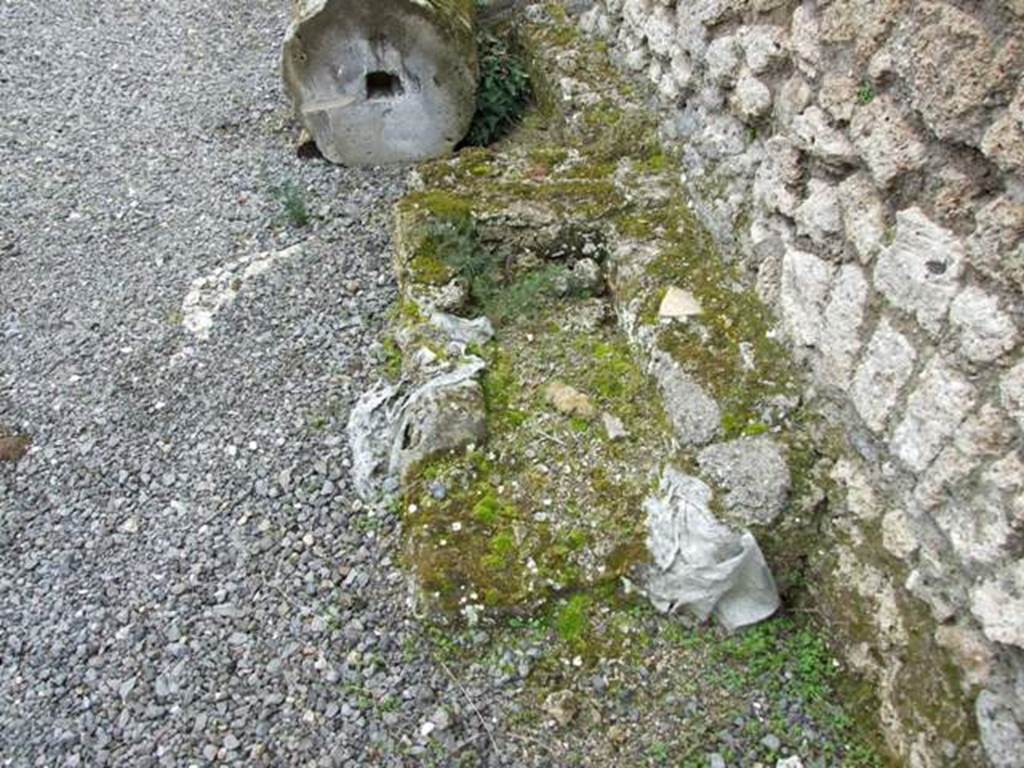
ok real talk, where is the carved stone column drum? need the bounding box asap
[282,0,479,165]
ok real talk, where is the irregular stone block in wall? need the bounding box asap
[818,73,859,123]
[976,689,1024,768]
[1000,359,1024,431]
[838,173,886,262]
[971,560,1024,649]
[816,264,869,390]
[895,0,1020,146]
[730,73,772,123]
[913,402,1017,513]
[651,351,721,447]
[949,286,1019,364]
[819,0,907,59]
[849,96,928,188]
[968,196,1024,293]
[775,75,813,131]
[699,113,749,160]
[779,246,834,348]
[696,436,790,525]
[910,404,1017,564]
[851,319,917,433]
[641,5,675,58]
[792,107,857,166]
[753,137,802,217]
[738,25,788,75]
[795,178,842,251]
[981,80,1024,173]
[890,356,976,472]
[705,35,741,86]
[874,207,965,336]
[789,5,821,77]
[282,0,478,165]
[681,0,782,27]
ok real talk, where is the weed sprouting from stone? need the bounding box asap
[464,28,531,146]
[857,82,876,104]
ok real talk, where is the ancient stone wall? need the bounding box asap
[576,1,1024,765]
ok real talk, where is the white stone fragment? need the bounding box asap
[181,243,305,341]
[658,287,703,319]
[601,412,629,442]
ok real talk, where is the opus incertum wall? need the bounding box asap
[282,0,478,165]
[576,0,1024,766]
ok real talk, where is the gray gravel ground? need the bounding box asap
[0,2,500,765]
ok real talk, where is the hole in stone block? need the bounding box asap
[366,71,403,100]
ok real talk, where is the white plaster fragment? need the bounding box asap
[182,243,305,340]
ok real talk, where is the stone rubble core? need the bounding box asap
[638,467,780,632]
[577,0,1024,765]
[282,0,478,165]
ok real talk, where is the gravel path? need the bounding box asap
[0,2,479,765]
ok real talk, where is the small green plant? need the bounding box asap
[857,82,876,105]
[646,741,670,764]
[381,337,403,380]
[422,217,501,305]
[464,29,531,146]
[275,181,310,227]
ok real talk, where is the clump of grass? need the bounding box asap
[275,181,310,227]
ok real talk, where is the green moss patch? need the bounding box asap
[402,301,672,620]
